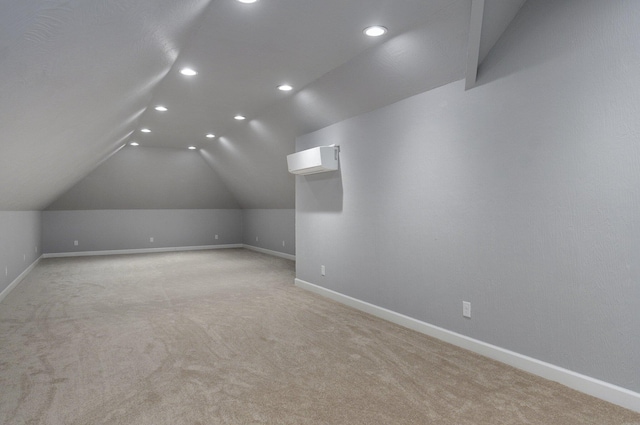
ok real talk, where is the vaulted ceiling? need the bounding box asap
[0,0,525,211]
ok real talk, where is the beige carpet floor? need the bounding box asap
[0,249,638,425]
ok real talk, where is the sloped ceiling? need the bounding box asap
[0,0,526,211]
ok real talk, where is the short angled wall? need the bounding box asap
[0,211,41,296]
[295,278,640,413]
[242,209,295,257]
[42,244,243,258]
[0,257,40,304]
[243,244,295,261]
[42,209,242,254]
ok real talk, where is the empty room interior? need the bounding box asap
[1,0,639,423]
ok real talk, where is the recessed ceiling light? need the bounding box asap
[364,26,388,37]
[130,142,139,146]
[234,115,246,121]
[237,0,258,3]
[188,146,197,150]
[277,84,293,92]
[180,67,198,76]
[206,133,215,138]
[154,106,168,112]
[140,128,151,133]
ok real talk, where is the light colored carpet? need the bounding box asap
[0,249,638,425]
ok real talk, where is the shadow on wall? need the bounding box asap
[297,169,343,213]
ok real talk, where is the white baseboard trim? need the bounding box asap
[0,257,41,304]
[42,244,244,258]
[243,244,295,261]
[295,278,640,413]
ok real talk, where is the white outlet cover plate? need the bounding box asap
[463,301,471,318]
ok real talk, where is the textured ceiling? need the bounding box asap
[0,0,526,210]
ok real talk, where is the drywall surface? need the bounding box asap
[0,211,41,294]
[198,0,474,210]
[0,0,211,210]
[296,0,640,392]
[242,209,295,256]
[47,146,240,210]
[42,210,241,254]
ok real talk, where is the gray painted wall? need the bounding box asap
[242,209,295,256]
[296,0,640,393]
[42,210,242,254]
[47,146,240,210]
[0,211,41,295]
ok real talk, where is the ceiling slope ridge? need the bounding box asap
[0,0,215,211]
[132,0,465,151]
[126,0,219,146]
[222,0,473,144]
[216,0,468,143]
[198,0,475,210]
[210,0,528,144]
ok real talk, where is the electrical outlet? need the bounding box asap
[256,236,259,242]
[321,265,325,276]
[23,254,26,262]
[150,237,154,243]
[463,301,471,318]
[215,234,219,240]
[5,267,7,277]
[282,240,285,247]
[74,240,79,246]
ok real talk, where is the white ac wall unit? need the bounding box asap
[287,146,339,175]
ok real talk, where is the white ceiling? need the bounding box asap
[0,0,525,210]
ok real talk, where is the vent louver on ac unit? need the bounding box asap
[287,146,339,175]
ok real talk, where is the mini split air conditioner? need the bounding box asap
[287,146,339,175]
